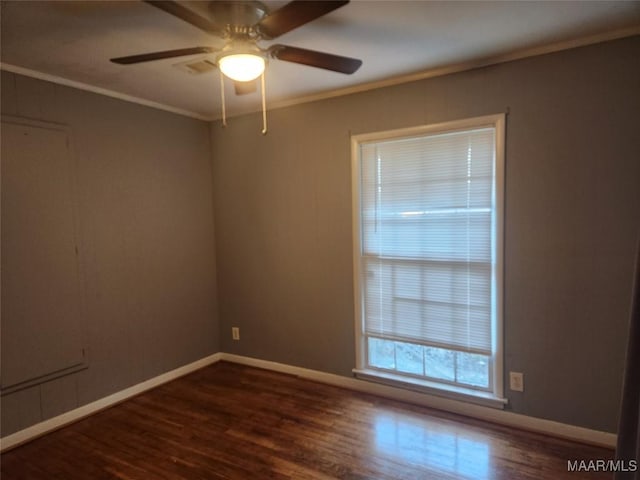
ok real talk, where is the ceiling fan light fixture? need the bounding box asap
[218,53,265,82]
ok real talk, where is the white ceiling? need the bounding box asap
[2,0,640,120]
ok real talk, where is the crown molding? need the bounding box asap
[2,26,639,122]
[0,63,212,121]
[258,25,640,118]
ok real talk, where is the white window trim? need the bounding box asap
[351,113,506,408]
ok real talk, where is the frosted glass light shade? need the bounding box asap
[219,54,265,82]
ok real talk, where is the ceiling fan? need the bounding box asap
[111,0,363,93]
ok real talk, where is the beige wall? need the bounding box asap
[1,71,219,436]
[211,36,640,433]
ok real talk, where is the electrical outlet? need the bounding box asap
[232,327,240,341]
[509,371,524,392]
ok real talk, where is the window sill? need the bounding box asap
[353,368,508,409]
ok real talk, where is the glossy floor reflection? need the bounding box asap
[375,412,490,479]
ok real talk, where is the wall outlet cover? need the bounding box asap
[509,371,524,392]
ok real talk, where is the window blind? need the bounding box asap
[359,127,495,355]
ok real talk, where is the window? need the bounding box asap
[351,114,505,407]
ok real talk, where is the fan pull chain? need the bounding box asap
[219,70,227,127]
[261,71,267,135]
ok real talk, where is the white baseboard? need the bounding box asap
[1,351,617,451]
[220,353,617,449]
[0,353,222,452]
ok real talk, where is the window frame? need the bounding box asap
[351,114,506,408]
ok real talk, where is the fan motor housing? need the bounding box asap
[208,1,268,29]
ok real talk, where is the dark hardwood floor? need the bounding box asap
[1,361,613,479]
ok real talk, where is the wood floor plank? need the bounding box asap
[1,361,614,479]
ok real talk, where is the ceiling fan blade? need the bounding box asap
[234,80,258,96]
[111,47,215,65]
[258,0,349,39]
[269,45,362,74]
[144,0,223,35]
